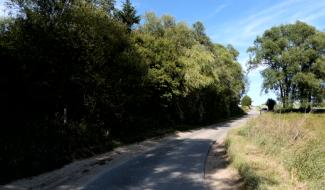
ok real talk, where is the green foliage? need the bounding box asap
[248,21,325,108]
[266,98,276,111]
[192,21,213,48]
[1,0,144,183]
[241,95,252,107]
[114,0,140,32]
[0,2,245,183]
[135,13,245,122]
[87,0,116,13]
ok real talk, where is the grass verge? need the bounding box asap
[225,113,325,190]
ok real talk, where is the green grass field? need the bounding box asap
[226,113,325,190]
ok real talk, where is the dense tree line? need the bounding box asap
[248,21,325,109]
[0,0,245,183]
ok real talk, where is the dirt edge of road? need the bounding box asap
[2,111,257,190]
[204,140,244,190]
[204,110,258,190]
[1,134,178,190]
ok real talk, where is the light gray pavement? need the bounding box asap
[2,110,257,190]
[85,110,257,190]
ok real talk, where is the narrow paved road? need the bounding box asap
[85,111,257,190]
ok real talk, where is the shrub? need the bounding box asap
[266,98,276,111]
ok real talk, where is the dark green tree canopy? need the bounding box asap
[248,21,325,108]
[192,21,213,48]
[0,2,245,183]
[115,0,140,32]
[266,98,276,111]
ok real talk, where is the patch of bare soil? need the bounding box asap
[205,141,243,190]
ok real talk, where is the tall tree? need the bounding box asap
[0,0,145,182]
[135,13,245,122]
[241,95,252,107]
[115,0,140,32]
[192,21,212,48]
[248,21,325,108]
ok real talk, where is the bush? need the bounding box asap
[241,95,252,107]
[266,98,276,111]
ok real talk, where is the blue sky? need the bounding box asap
[1,0,325,105]
[128,0,325,105]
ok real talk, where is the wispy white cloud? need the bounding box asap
[203,4,228,21]
[216,0,300,45]
[212,0,325,50]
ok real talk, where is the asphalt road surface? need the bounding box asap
[85,111,256,190]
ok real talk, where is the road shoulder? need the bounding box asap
[204,141,243,190]
[204,109,258,190]
[2,112,256,190]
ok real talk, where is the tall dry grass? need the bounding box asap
[228,113,325,189]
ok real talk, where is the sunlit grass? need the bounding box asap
[226,113,325,189]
